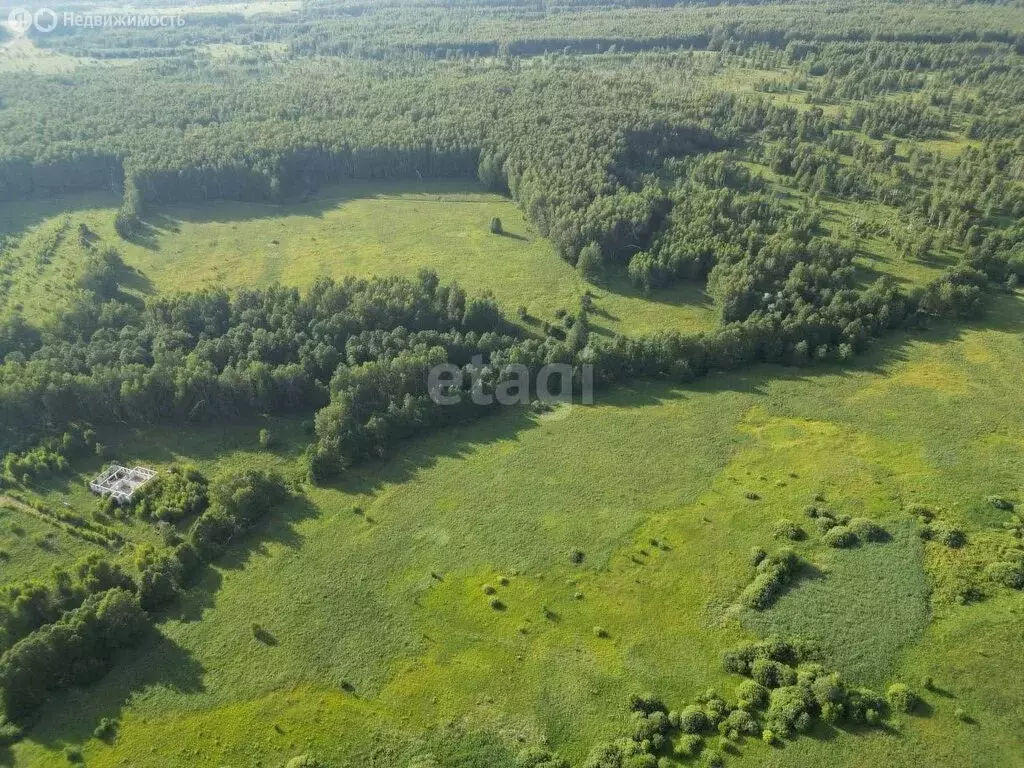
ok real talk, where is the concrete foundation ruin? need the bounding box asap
[89,465,157,504]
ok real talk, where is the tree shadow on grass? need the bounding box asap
[586,270,716,314]
[115,262,156,297]
[0,191,123,240]
[16,626,205,755]
[328,384,690,498]
[329,406,540,497]
[145,179,490,229]
[11,493,319,754]
[117,217,161,251]
[217,493,319,572]
[157,493,320,626]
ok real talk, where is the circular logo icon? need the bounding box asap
[7,7,34,35]
[33,7,58,33]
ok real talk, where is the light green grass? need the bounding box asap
[744,519,931,687]
[0,503,108,585]
[0,182,718,337]
[7,293,1024,768]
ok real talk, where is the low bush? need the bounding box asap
[739,549,802,610]
[93,717,118,742]
[735,679,769,710]
[773,519,806,541]
[678,705,709,734]
[699,691,730,725]
[673,734,702,758]
[984,561,1024,589]
[886,683,920,713]
[725,708,759,736]
[848,517,887,543]
[907,504,934,522]
[936,526,967,548]
[823,526,858,548]
[0,718,23,746]
[703,748,725,767]
[815,516,838,534]
[845,688,886,724]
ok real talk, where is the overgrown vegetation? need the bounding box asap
[1,0,1023,765]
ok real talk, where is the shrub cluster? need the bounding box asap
[515,747,569,768]
[922,523,967,549]
[773,519,806,542]
[131,465,209,523]
[823,526,858,548]
[187,469,289,561]
[0,588,148,718]
[585,636,891,767]
[985,560,1024,590]
[723,640,889,739]
[0,553,135,654]
[739,549,803,610]
[1,425,97,485]
[811,507,849,534]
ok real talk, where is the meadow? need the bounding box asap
[0,181,717,338]
[1,4,1022,764]
[4,291,1021,768]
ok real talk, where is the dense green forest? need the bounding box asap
[0,1,1023,766]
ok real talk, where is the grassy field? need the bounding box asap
[3,289,1021,767]
[0,174,963,339]
[0,181,719,337]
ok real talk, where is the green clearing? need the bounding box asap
[0,174,959,338]
[743,519,932,687]
[0,181,719,337]
[5,293,1022,767]
[0,502,108,585]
